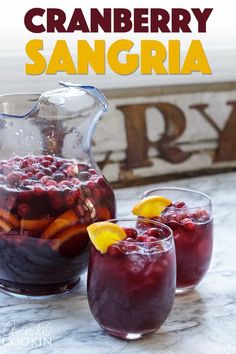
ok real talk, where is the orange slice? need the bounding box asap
[0,218,12,232]
[87,222,126,254]
[52,224,88,251]
[42,210,79,239]
[132,196,172,218]
[21,218,52,231]
[0,208,20,228]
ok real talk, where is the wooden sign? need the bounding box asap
[93,82,236,187]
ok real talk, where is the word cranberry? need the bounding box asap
[53,173,65,182]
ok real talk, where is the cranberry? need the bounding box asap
[123,227,137,239]
[107,245,122,256]
[123,243,138,252]
[43,155,55,163]
[41,168,52,176]
[17,203,31,217]
[7,172,23,187]
[50,165,57,173]
[125,237,136,242]
[174,201,186,208]
[143,227,161,238]
[35,172,45,180]
[136,235,148,242]
[53,173,65,182]
[88,168,97,175]
[41,176,51,185]
[146,236,158,243]
[79,172,90,182]
[182,218,196,232]
[41,159,51,167]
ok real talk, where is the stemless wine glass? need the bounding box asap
[143,187,213,293]
[87,218,176,340]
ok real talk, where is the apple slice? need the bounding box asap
[42,210,79,239]
[52,224,88,251]
[0,218,13,232]
[21,218,53,231]
[0,208,20,228]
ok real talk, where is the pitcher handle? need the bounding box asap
[59,81,108,112]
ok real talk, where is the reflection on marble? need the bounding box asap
[0,172,236,354]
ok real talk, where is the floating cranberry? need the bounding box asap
[143,227,161,238]
[35,172,45,180]
[41,159,52,167]
[79,172,90,182]
[123,227,137,239]
[107,245,122,256]
[136,235,148,242]
[182,218,196,232]
[43,155,55,163]
[53,173,65,182]
[123,243,138,252]
[7,172,23,187]
[41,167,52,176]
[125,237,136,243]
[146,236,158,243]
[174,201,186,208]
[46,180,58,187]
[41,176,50,185]
[17,203,31,217]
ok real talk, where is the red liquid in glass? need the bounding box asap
[0,155,115,296]
[157,203,213,289]
[87,225,176,338]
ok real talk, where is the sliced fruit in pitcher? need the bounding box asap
[42,210,79,239]
[87,222,126,254]
[0,208,20,228]
[52,224,88,251]
[132,196,172,218]
[0,218,13,232]
[21,218,53,231]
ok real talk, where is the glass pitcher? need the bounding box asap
[0,82,116,297]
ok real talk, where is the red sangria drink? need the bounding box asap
[0,155,115,296]
[141,188,213,293]
[87,218,176,340]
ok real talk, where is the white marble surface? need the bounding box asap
[0,172,236,354]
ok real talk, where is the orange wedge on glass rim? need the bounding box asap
[132,196,172,218]
[87,222,126,254]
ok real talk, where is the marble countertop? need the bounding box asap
[0,172,236,354]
